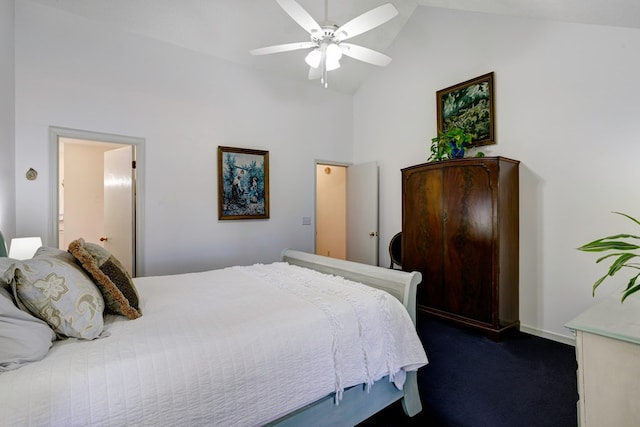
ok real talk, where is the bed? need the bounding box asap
[0,244,427,427]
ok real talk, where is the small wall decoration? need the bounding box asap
[217,146,269,220]
[25,168,38,181]
[436,72,495,146]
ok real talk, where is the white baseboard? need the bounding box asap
[520,324,576,346]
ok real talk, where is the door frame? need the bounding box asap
[48,126,146,276]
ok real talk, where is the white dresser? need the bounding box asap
[566,294,640,426]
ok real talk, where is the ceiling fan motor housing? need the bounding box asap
[310,25,344,44]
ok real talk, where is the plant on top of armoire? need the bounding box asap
[428,127,483,162]
[577,212,640,302]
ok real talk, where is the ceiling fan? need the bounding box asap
[250,0,399,88]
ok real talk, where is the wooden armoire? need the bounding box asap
[401,157,519,340]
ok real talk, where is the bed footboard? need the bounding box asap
[279,249,424,422]
[280,249,422,326]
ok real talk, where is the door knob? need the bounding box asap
[99,236,108,242]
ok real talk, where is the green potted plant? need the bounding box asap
[428,127,476,162]
[577,212,640,302]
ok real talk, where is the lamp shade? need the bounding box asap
[9,237,43,260]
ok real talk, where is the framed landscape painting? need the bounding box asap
[436,72,495,146]
[217,146,269,220]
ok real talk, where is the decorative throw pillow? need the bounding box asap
[11,253,105,340]
[68,238,141,319]
[0,285,56,371]
[33,246,75,260]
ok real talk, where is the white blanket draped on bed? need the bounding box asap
[0,262,428,427]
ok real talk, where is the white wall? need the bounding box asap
[0,0,15,238]
[14,1,353,275]
[354,6,640,341]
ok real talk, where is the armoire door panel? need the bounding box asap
[402,168,444,307]
[442,164,494,323]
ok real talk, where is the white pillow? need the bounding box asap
[0,285,56,371]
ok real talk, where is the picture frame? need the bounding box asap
[436,72,495,147]
[217,146,269,220]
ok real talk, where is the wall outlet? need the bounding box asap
[302,216,312,225]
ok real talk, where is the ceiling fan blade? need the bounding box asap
[334,3,398,42]
[308,66,322,80]
[250,41,316,56]
[340,43,392,66]
[276,0,322,35]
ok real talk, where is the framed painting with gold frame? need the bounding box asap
[436,72,495,146]
[217,146,269,220]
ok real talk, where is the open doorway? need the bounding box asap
[49,127,144,277]
[315,161,379,266]
[315,163,347,259]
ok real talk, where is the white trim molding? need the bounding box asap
[520,323,576,346]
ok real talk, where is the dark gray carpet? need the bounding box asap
[359,315,578,427]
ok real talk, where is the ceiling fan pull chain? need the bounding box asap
[321,47,327,87]
[322,0,330,87]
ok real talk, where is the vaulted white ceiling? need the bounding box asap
[29,0,640,94]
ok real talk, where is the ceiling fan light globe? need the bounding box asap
[326,43,343,62]
[326,57,341,71]
[305,49,322,68]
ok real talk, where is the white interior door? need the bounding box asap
[346,161,379,265]
[104,146,135,276]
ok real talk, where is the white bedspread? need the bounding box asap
[0,262,427,427]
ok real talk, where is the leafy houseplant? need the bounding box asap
[428,127,475,162]
[577,212,640,302]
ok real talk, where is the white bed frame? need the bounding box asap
[271,249,424,426]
